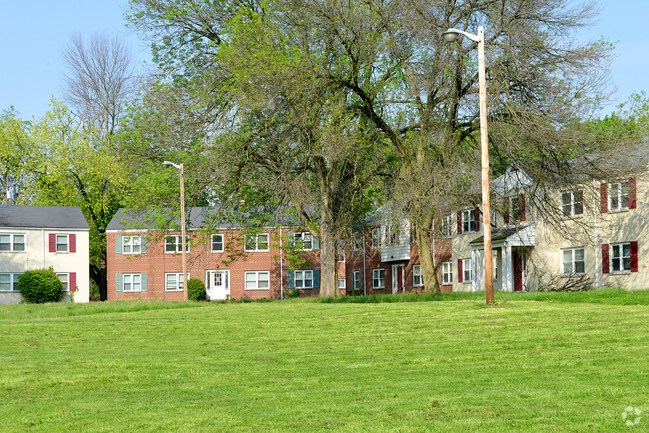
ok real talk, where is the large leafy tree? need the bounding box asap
[25,101,128,299]
[0,107,33,203]
[128,0,612,294]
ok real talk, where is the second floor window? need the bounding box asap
[0,234,25,252]
[462,210,476,233]
[165,235,190,253]
[561,190,584,218]
[441,215,452,237]
[211,234,224,252]
[244,233,269,251]
[122,236,142,254]
[609,181,629,212]
[371,228,381,249]
[292,232,313,250]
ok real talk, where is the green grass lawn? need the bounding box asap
[1,290,648,432]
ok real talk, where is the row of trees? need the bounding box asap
[2,0,648,298]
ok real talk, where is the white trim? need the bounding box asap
[245,271,270,290]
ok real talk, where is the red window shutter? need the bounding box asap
[458,259,463,283]
[600,183,608,213]
[630,241,639,272]
[628,178,637,209]
[602,244,610,274]
[69,272,77,291]
[69,234,76,253]
[519,194,526,221]
[49,233,56,252]
[475,207,480,232]
[504,197,510,224]
[457,211,462,234]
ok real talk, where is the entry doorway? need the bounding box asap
[391,264,405,295]
[513,251,525,292]
[206,270,230,300]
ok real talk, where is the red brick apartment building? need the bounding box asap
[106,208,452,301]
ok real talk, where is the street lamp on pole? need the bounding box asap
[443,26,494,304]
[162,160,188,301]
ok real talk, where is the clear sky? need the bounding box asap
[0,1,647,120]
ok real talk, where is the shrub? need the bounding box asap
[187,278,207,301]
[18,269,63,304]
[287,288,300,298]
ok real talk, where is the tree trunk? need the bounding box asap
[318,207,339,297]
[415,215,441,294]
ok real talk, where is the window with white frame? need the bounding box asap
[442,262,453,285]
[123,274,142,292]
[441,215,452,237]
[0,273,22,291]
[371,228,381,249]
[463,258,474,282]
[211,234,224,252]
[561,190,584,218]
[165,235,190,253]
[244,233,269,251]
[611,243,631,272]
[609,181,629,211]
[337,240,346,262]
[353,270,361,291]
[0,234,25,252]
[493,252,499,282]
[386,224,400,246]
[56,273,69,291]
[413,265,424,287]
[122,236,142,254]
[338,278,346,289]
[508,196,522,222]
[56,234,69,252]
[294,270,314,289]
[165,273,189,291]
[562,248,585,275]
[462,210,476,233]
[373,268,385,289]
[292,232,313,250]
[245,271,270,290]
[352,232,363,251]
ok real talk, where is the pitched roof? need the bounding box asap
[0,205,89,230]
[106,206,303,232]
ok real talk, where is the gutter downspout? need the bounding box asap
[593,179,599,289]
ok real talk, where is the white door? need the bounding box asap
[206,270,230,300]
[391,264,404,294]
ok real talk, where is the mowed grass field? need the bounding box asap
[1,291,649,432]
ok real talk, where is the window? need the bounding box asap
[462,210,476,233]
[122,236,142,254]
[561,190,584,218]
[56,273,69,291]
[386,224,400,246]
[294,270,314,289]
[373,268,385,289]
[338,278,346,289]
[211,234,224,252]
[562,248,585,275]
[292,232,313,250]
[244,233,269,252]
[165,273,189,291]
[442,262,453,285]
[353,271,361,291]
[371,228,381,249]
[123,274,142,292]
[611,243,631,272]
[0,234,25,252]
[337,240,346,262]
[352,232,363,251]
[56,234,69,252]
[0,273,22,291]
[245,271,269,290]
[413,265,424,287]
[441,215,452,237]
[165,235,190,253]
[463,258,474,282]
[610,181,629,211]
[493,252,499,282]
